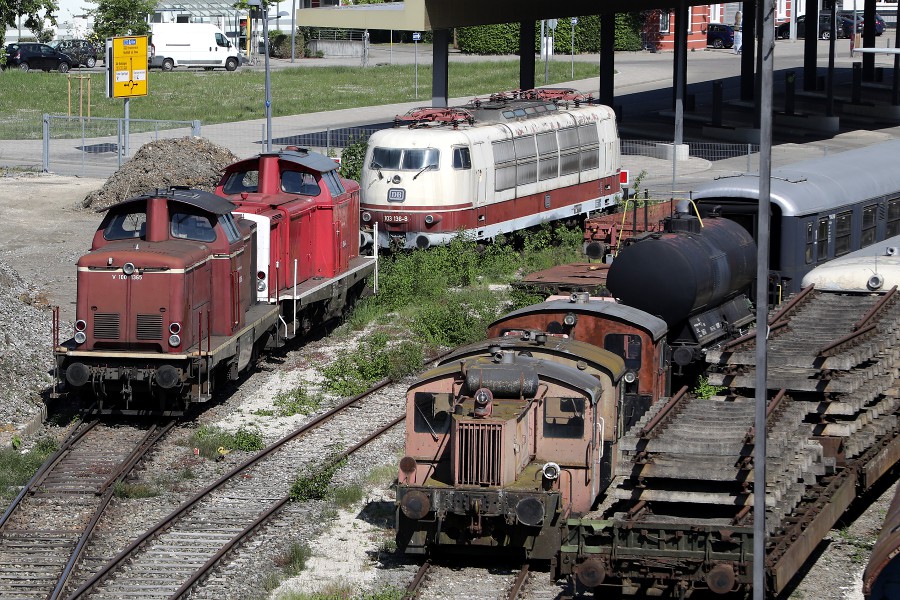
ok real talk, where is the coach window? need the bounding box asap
[604,333,642,370]
[834,211,852,256]
[861,205,878,247]
[805,222,814,264]
[104,210,147,241]
[888,198,900,237]
[544,397,586,439]
[221,169,259,194]
[816,217,829,262]
[452,146,471,169]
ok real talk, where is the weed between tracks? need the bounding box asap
[186,425,265,460]
[0,436,58,503]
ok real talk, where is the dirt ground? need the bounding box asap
[0,174,106,322]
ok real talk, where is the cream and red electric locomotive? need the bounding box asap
[53,147,374,414]
[361,89,622,250]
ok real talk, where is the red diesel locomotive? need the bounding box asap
[53,147,375,414]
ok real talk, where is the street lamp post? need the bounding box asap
[248,0,272,152]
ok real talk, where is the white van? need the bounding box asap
[149,23,242,71]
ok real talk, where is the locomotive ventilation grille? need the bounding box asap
[92,313,120,339]
[455,421,502,486]
[136,314,163,340]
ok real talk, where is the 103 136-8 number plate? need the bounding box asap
[383,214,409,222]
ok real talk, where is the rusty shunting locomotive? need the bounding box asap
[53,147,375,414]
[396,208,900,597]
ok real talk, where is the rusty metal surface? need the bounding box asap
[516,262,611,296]
[863,484,900,597]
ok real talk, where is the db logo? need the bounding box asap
[387,188,406,202]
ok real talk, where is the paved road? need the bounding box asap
[4,35,900,191]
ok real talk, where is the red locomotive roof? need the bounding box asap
[78,240,213,270]
[225,147,339,176]
[101,188,235,216]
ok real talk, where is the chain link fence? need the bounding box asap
[40,114,836,192]
[42,115,200,178]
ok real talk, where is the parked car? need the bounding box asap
[3,42,75,72]
[776,13,853,40]
[706,23,735,49]
[837,11,886,36]
[48,39,99,68]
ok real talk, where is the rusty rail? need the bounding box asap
[403,560,432,599]
[852,285,898,331]
[638,386,689,438]
[768,283,815,326]
[507,563,530,600]
[69,379,396,599]
[816,323,877,356]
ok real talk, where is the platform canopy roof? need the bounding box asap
[154,1,244,19]
[297,0,711,30]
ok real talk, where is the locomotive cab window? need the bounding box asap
[281,170,321,196]
[323,171,345,196]
[604,333,642,370]
[544,397,585,439]
[218,213,242,244]
[221,169,259,194]
[171,211,217,243]
[371,147,439,171]
[104,209,147,241]
[413,392,452,435]
[452,146,471,169]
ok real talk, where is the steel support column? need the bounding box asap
[599,13,615,107]
[519,22,536,92]
[432,28,449,108]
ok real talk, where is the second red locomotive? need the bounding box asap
[53,146,375,414]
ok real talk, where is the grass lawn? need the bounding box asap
[0,58,601,139]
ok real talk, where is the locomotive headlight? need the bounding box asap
[474,387,492,406]
[542,462,561,481]
[563,312,578,327]
[169,322,181,335]
[74,319,87,331]
[122,262,136,276]
[168,334,181,347]
[424,214,434,225]
[624,371,637,384]
[257,280,266,292]
[361,212,372,223]
[391,175,401,184]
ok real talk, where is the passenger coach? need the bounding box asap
[692,139,900,301]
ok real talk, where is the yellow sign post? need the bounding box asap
[105,35,148,158]
[105,35,148,99]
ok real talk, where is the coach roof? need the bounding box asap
[692,139,900,217]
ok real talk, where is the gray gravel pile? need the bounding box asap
[0,261,54,429]
[81,137,238,210]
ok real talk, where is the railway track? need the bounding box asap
[66,380,404,599]
[586,285,900,594]
[0,419,173,600]
[403,560,534,600]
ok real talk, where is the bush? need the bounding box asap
[338,135,369,183]
[273,386,324,416]
[321,332,423,396]
[0,436,58,503]
[457,14,643,55]
[290,456,345,501]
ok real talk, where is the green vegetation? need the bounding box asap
[331,483,364,509]
[0,436,58,503]
[188,425,265,459]
[0,60,603,139]
[274,542,312,576]
[273,386,325,417]
[289,456,346,502]
[112,480,159,498]
[321,332,423,396]
[692,376,726,400]
[456,14,642,55]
